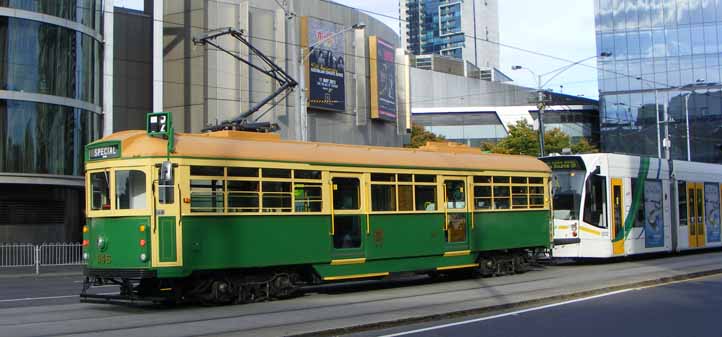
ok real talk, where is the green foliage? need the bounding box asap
[488,120,539,156]
[571,138,599,154]
[406,124,445,148]
[481,120,599,156]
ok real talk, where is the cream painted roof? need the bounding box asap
[96,130,550,173]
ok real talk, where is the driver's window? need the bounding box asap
[116,170,147,210]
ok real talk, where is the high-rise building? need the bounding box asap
[595,0,722,163]
[0,1,107,243]
[401,0,499,69]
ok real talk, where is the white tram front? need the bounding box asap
[542,153,722,258]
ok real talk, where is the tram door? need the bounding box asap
[611,178,625,255]
[688,183,706,248]
[329,174,366,259]
[442,177,470,252]
[152,162,183,267]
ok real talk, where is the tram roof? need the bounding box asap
[94,130,551,173]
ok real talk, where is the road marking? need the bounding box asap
[377,288,635,337]
[0,295,78,303]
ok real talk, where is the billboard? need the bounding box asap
[301,17,346,112]
[643,180,664,248]
[369,36,397,121]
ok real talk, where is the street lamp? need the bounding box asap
[512,51,612,156]
[682,79,707,161]
[635,77,663,159]
[296,23,365,141]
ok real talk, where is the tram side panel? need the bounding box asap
[673,160,722,252]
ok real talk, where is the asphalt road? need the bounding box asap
[0,251,719,337]
[354,274,722,337]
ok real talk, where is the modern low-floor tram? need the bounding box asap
[543,153,722,258]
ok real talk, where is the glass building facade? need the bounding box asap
[0,0,103,243]
[596,0,722,163]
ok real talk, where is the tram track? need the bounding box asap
[6,252,721,337]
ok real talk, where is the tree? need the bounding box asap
[489,120,539,156]
[406,124,446,148]
[544,128,571,154]
[482,120,598,156]
[571,138,599,154]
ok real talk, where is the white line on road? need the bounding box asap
[0,295,78,303]
[377,288,635,337]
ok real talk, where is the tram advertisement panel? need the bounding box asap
[303,17,346,112]
[704,183,721,243]
[369,36,397,121]
[644,180,664,248]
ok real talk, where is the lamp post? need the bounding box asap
[635,77,663,158]
[296,23,365,141]
[681,79,707,161]
[512,52,611,156]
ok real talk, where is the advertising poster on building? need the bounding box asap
[644,180,664,248]
[704,183,721,243]
[302,17,346,112]
[369,36,397,121]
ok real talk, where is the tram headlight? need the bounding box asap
[140,253,148,262]
[83,252,89,260]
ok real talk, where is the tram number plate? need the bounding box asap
[97,254,112,264]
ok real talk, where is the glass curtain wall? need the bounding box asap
[596,0,722,162]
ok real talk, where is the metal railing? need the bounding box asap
[0,243,85,274]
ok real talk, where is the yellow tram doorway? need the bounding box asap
[329,173,366,260]
[687,182,706,248]
[442,177,470,253]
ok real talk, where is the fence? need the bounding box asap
[0,243,84,274]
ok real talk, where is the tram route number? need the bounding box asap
[96,253,112,264]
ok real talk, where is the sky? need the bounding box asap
[332,0,599,99]
[117,0,599,98]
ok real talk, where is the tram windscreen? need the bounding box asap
[551,170,585,220]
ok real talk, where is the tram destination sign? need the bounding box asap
[86,141,121,161]
[541,157,586,171]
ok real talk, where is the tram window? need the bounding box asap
[190,180,224,213]
[678,182,688,226]
[415,185,437,211]
[474,185,492,210]
[398,174,413,182]
[512,177,527,184]
[262,181,292,212]
[262,168,291,178]
[90,172,111,210]
[530,196,545,208]
[493,186,511,209]
[398,185,414,211]
[228,167,258,177]
[190,166,224,176]
[332,178,360,210]
[115,170,147,210]
[371,185,397,211]
[529,177,544,184]
[474,176,491,184]
[294,184,322,212]
[228,181,259,212]
[445,180,466,209]
[371,173,396,182]
[294,170,321,180]
[415,174,436,183]
[583,174,607,228]
[333,215,361,249]
[493,176,510,184]
[512,185,529,209]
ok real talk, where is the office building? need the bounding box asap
[411,68,600,147]
[0,1,109,243]
[401,0,499,69]
[596,0,722,162]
